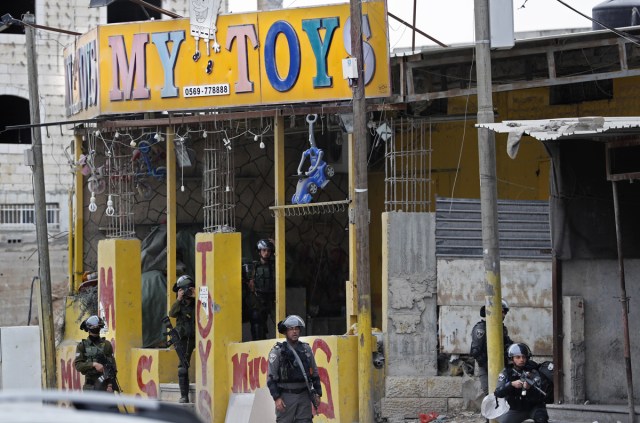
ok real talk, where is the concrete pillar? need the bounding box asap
[382,212,438,376]
[98,238,142,394]
[194,232,242,423]
[562,296,585,403]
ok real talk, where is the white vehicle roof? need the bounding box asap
[0,390,203,423]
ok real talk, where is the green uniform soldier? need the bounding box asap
[169,274,196,403]
[267,315,322,422]
[245,239,276,340]
[74,315,118,392]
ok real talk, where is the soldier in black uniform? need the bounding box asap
[494,343,549,423]
[267,315,322,422]
[169,274,196,403]
[74,315,118,392]
[245,239,276,340]
[470,300,513,395]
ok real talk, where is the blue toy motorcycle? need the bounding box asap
[292,114,334,204]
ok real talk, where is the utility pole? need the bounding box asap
[25,12,56,389]
[349,0,373,421]
[473,0,504,394]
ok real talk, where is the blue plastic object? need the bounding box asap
[291,115,334,204]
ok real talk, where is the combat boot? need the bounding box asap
[178,372,190,403]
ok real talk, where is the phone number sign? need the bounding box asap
[183,84,230,98]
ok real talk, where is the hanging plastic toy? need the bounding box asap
[189,0,222,65]
[292,114,334,204]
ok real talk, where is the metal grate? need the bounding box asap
[435,197,552,259]
[0,203,60,229]
[104,139,136,239]
[203,130,236,233]
[384,118,432,212]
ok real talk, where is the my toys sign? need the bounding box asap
[64,1,390,119]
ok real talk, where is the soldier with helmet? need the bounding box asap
[169,274,196,403]
[470,300,514,395]
[245,238,276,340]
[267,315,322,422]
[494,343,549,423]
[74,315,118,392]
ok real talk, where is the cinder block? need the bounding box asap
[447,397,465,412]
[385,377,429,398]
[427,376,464,398]
[381,397,448,419]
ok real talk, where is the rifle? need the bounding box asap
[515,369,547,397]
[284,342,319,414]
[162,316,190,369]
[308,384,320,413]
[94,352,121,392]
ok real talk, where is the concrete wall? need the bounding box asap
[382,212,438,377]
[438,259,553,356]
[563,259,640,404]
[0,232,69,330]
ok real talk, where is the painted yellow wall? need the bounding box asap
[194,232,242,423]
[98,239,142,394]
[129,348,181,398]
[227,335,359,422]
[57,297,88,391]
[58,341,84,391]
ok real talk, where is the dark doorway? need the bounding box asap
[0,95,31,144]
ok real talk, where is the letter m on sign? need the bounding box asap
[108,34,150,101]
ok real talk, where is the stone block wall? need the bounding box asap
[381,376,467,422]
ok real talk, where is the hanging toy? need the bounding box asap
[192,35,201,62]
[291,114,335,204]
[189,0,223,67]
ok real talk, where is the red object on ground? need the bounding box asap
[419,411,439,423]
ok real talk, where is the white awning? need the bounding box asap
[476,117,640,158]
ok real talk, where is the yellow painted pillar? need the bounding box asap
[97,238,142,394]
[194,232,241,423]
[274,114,286,332]
[486,278,505,394]
[68,189,74,293]
[347,133,357,328]
[166,127,177,311]
[72,133,84,292]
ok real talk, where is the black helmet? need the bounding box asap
[508,343,532,359]
[277,314,305,334]
[173,274,195,293]
[256,239,275,253]
[80,315,105,332]
[480,299,510,317]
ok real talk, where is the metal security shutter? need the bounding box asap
[435,197,551,259]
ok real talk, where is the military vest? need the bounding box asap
[277,342,311,383]
[83,338,107,361]
[254,260,275,294]
[175,300,195,339]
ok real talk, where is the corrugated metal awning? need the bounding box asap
[476,116,640,158]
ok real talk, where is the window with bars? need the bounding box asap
[0,204,60,229]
